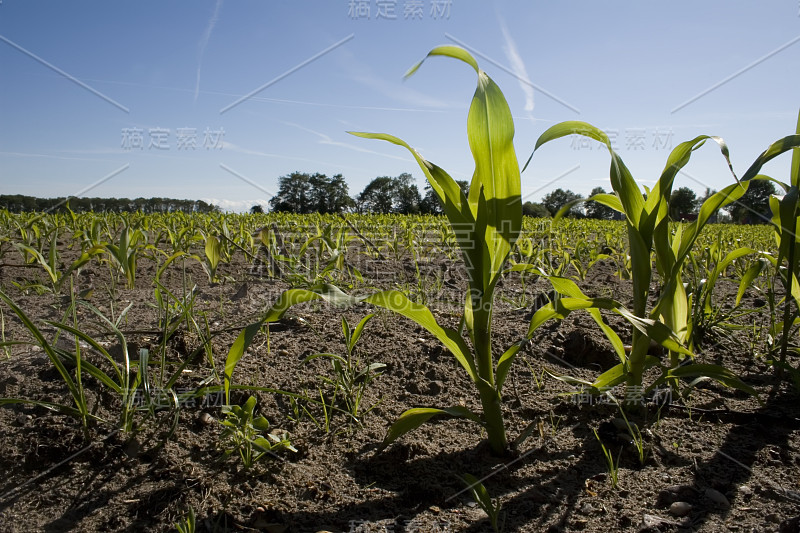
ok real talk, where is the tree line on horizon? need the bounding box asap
[256,171,776,224]
[0,195,219,214]
[1,171,776,224]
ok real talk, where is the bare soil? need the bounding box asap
[0,241,798,533]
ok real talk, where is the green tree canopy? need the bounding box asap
[541,188,584,217]
[357,173,422,214]
[522,201,550,218]
[669,186,698,221]
[269,171,353,214]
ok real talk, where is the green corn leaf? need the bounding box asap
[615,307,692,356]
[0,398,99,420]
[349,313,375,354]
[205,234,221,269]
[379,405,481,451]
[651,363,759,400]
[740,134,800,182]
[589,192,624,213]
[736,259,767,306]
[461,473,494,511]
[348,132,471,228]
[365,290,477,382]
[405,45,479,78]
[593,356,661,391]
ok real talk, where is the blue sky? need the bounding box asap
[1,1,799,211]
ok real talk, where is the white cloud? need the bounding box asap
[202,197,269,213]
[195,0,224,103]
[498,15,535,117]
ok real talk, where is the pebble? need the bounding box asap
[738,485,753,496]
[669,501,692,517]
[704,488,730,509]
[199,412,215,426]
[277,349,290,357]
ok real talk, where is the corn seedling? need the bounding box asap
[14,228,103,294]
[104,220,147,289]
[219,395,296,469]
[461,473,505,533]
[174,507,196,533]
[302,313,385,425]
[593,428,621,489]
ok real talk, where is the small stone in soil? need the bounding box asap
[669,501,692,517]
[704,487,730,509]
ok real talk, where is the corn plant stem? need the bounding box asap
[779,234,797,372]
[473,303,506,453]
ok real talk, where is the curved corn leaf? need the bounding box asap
[736,258,767,306]
[589,192,624,213]
[379,405,481,451]
[650,363,759,400]
[740,134,800,182]
[364,290,477,382]
[225,285,353,404]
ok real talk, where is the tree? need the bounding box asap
[250,204,264,214]
[357,173,423,214]
[522,201,550,218]
[541,188,584,217]
[269,172,312,213]
[393,173,421,214]
[308,173,353,213]
[585,187,615,220]
[268,171,353,214]
[669,187,698,221]
[727,179,776,224]
[358,176,395,214]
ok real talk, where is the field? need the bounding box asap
[0,210,798,532]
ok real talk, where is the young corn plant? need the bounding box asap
[226,48,680,455]
[531,122,761,406]
[14,227,103,294]
[349,47,523,454]
[219,395,296,469]
[736,111,800,380]
[104,220,147,289]
[461,473,505,533]
[302,313,385,425]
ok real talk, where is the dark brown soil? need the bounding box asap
[0,236,798,533]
